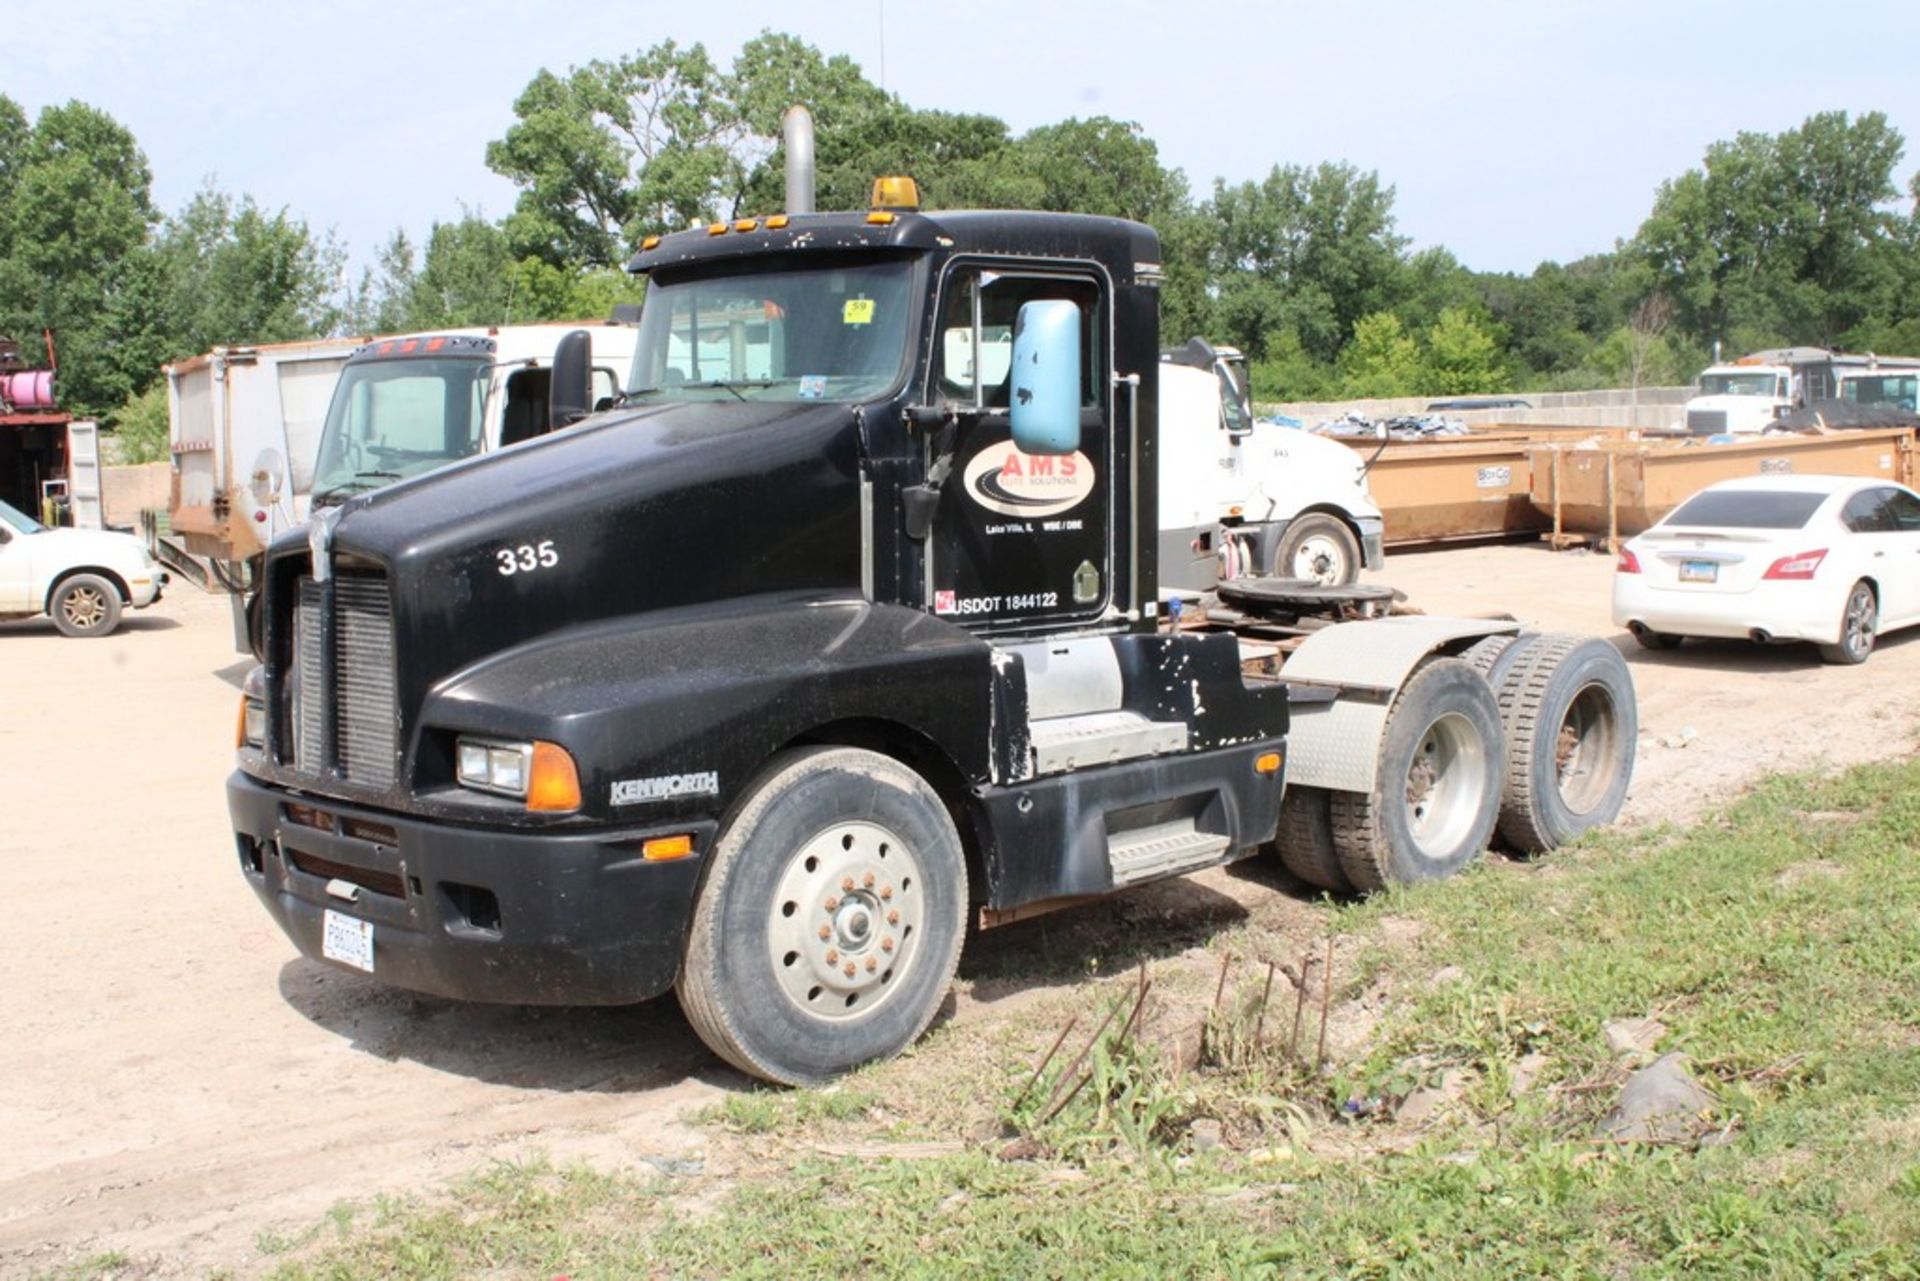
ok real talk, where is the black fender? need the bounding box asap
[420,592,997,824]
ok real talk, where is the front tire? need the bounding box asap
[677,747,968,1085]
[1329,658,1503,890]
[1273,514,1362,586]
[1817,581,1876,665]
[51,574,122,638]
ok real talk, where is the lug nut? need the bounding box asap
[824,895,839,912]
[880,885,893,901]
[842,876,856,892]
[825,949,839,965]
[843,962,856,978]
[881,937,895,953]
[862,872,875,888]
[865,957,878,973]
[887,909,900,926]
[817,925,831,941]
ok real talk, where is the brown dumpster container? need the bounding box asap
[1528,429,1916,540]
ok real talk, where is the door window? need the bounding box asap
[936,271,1102,411]
[1841,488,1898,534]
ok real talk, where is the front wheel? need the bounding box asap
[1817,581,1876,665]
[51,574,123,638]
[677,747,968,1085]
[1273,514,1362,586]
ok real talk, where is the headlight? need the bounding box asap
[455,736,580,812]
[237,665,267,749]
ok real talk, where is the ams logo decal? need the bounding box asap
[960,440,1096,518]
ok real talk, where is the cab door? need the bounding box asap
[925,265,1113,635]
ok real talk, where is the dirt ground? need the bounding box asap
[5,541,1918,1277]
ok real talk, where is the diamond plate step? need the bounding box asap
[1108,820,1232,887]
[1027,709,1187,776]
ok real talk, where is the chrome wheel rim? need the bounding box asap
[1289,535,1349,585]
[768,820,924,1019]
[1403,712,1488,859]
[60,586,107,631]
[1555,682,1620,814]
[1844,587,1876,660]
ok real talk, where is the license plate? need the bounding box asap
[322,909,375,973]
[1679,560,1718,583]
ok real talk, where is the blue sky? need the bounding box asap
[10,0,1919,281]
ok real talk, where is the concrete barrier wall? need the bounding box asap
[1259,386,1692,432]
[102,462,169,530]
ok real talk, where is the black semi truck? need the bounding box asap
[229,181,1634,1084]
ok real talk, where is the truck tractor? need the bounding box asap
[228,179,1635,1084]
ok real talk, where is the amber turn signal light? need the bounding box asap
[642,834,695,861]
[1255,751,1283,775]
[526,741,582,813]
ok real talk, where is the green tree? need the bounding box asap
[1336,311,1422,398]
[1207,162,1407,364]
[1422,306,1507,394]
[1634,111,1906,350]
[0,97,157,413]
[154,184,343,352]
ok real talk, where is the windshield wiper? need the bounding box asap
[311,471,401,506]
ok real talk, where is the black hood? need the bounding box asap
[309,398,866,716]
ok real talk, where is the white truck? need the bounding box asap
[1677,348,1869,436]
[1836,362,1920,413]
[168,324,639,571]
[1157,338,1384,590]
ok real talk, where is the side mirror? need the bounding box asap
[549,329,594,429]
[1009,300,1081,455]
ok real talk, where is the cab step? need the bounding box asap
[1108,819,1232,887]
[1027,709,1187,775]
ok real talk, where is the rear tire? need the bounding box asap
[1817,581,1876,665]
[51,574,122,638]
[1273,514,1362,587]
[1494,634,1638,854]
[677,747,968,1085]
[1329,658,1503,890]
[1274,785,1349,893]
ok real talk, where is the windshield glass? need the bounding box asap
[1698,372,1784,397]
[312,357,492,500]
[1665,490,1826,529]
[1840,375,1918,411]
[626,258,915,403]
[0,498,46,534]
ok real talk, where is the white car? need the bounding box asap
[0,499,169,637]
[1612,475,1920,665]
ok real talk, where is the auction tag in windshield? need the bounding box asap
[798,375,826,399]
[842,298,875,326]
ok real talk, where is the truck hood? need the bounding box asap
[26,527,150,574]
[1247,424,1380,515]
[291,398,867,717]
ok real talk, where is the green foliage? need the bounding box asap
[107,382,169,464]
[1336,311,1423,397]
[1248,328,1337,402]
[1634,110,1908,350]
[154,184,343,351]
[1422,306,1507,394]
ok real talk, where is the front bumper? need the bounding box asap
[229,771,713,1005]
[129,570,169,608]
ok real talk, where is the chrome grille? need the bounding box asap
[1687,409,1728,436]
[285,569,398,787]
[292,580,325,774]
[335,572,398,786]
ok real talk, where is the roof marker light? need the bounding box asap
[766,215,790,229]
[641,234,661,251]
[734,219,758,233]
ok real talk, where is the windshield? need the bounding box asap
[1698,372,1784,397]
[1665,490,1826,529]
[0,498,46,534]
[1840,375,1918,411]
[626,259,915,404]
[312,357,492,500]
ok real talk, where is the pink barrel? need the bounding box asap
[2,370,54,409]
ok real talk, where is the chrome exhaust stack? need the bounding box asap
[783,105,815,215]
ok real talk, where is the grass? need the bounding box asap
[255,760,1920,1279]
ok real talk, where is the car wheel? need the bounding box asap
[51,574,123,638]
[1328,657,1503,889]
[1817,581,1876,665]
[676,747,968,1085]
[1493,634,1638,854]
[1273,514,1361,586]
[1272,785,1349,893]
